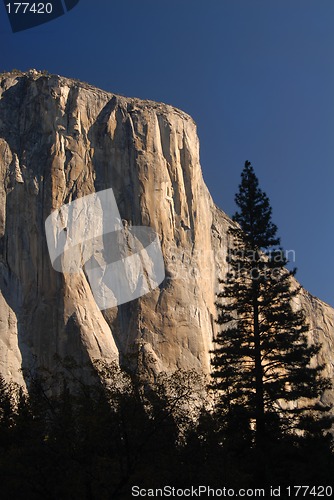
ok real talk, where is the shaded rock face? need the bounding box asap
[0,71,333,402]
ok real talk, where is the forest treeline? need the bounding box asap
[0,357,333,499]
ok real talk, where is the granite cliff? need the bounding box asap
[0,70,333,407]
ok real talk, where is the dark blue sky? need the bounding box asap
[1,0,333,306]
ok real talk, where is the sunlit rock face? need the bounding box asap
[0,71,333,406]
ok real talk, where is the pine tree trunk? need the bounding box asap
[252,279,265,450]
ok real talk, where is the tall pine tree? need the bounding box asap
[211,161,332,449]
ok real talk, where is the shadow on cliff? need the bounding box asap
[0,76,96,386]
[0,185,66,386]
[0,199,97,387]
[0,77,30,154]
[86,97,145,372]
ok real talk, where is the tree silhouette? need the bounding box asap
[211,161,332,452]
